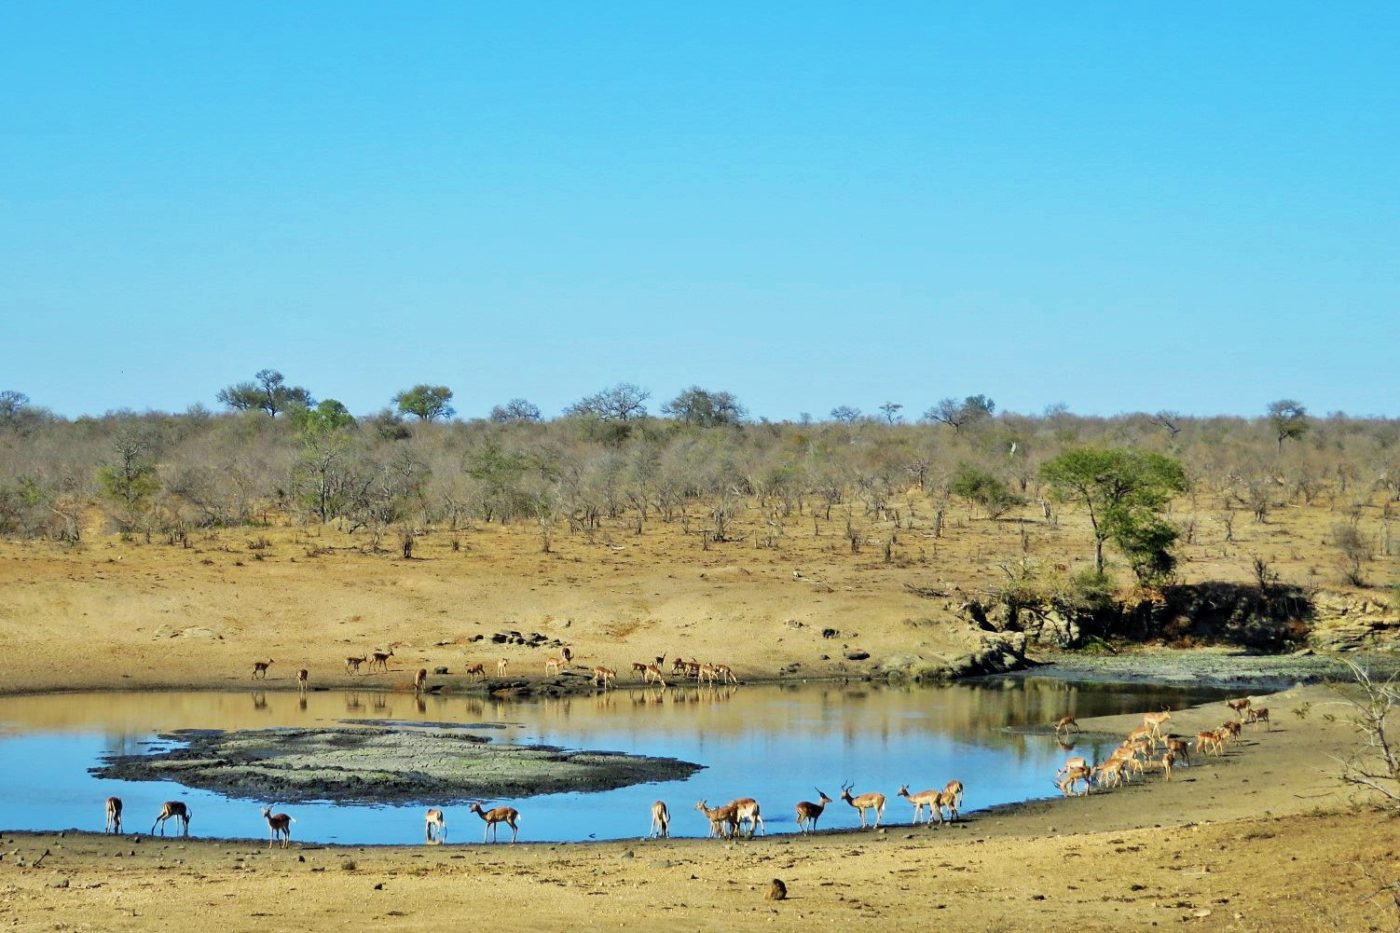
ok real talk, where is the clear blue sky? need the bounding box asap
[2,2,1397,420]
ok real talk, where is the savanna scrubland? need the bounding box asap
[0,385,1397,930]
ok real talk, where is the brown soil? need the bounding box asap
[1,521,1397,930]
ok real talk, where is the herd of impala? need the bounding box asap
[268,648,744,696]
[1053,696,1272,797]
[175,658,1274,848]
[99,775,966,849]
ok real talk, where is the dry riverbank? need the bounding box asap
[3,684,1396,931]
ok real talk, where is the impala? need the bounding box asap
[1143,709,1173,744]
[1056,765,1093,797]
[369,649,394,672]
[649,801,670,839]
[425,808,446,844]
[252,659,274,680]
[262,806,294,849]
[469,802,520,843]
[727,797,764,837]
[694,800,739,839]
[794,789,832,834]
[104,796,123,834]
[840,782,886,829]
[151,801,191,836]
[896,785,943,826]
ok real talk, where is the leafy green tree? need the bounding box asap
[878,402,904,424]
[489,398,542,423]
[949,464,1025,519]
[1267,399,1309,452]
[290,400,358,522]
[217,369,313,417]
[292,399,356,437]
[1105,510,1179,586]
[97,433,161,534]
[925,395,995,432]
[393,385,455,421]
[662,386,746,427]
[1039,447,1188,575]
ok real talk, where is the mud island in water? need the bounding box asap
[93,725,703,804]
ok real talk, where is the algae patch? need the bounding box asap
[92,726,703,804]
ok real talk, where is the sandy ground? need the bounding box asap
[0,525,1000,696]
[2,525,1398,930]
[2,684,1397,932]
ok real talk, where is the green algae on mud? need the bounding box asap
[92,726,704,804]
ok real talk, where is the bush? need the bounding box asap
[949,465,1025,519]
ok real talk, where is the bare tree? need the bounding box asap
[489,399,542,423]
[1331,659,1400,809]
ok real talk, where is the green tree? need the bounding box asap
[393,385,455,421]
[97,433,161,534]
[290,400,358,522]
[662,386,746,427]
[292,399,356,437]
[1039,447,1188,575]
[949,464,1025,519]
[1267,399,1309,452]
[217,369,313,417]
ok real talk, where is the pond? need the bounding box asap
[0,678,1234,845]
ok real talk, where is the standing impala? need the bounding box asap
[941,779,964,822]
[794,789,833,834]
[840,782,886,829]
[727,797,764,837]
[896,785,943,826]
[649,801,670,838]
[469,802,520,843]
[694,800,739,839]
[262,806,294,849]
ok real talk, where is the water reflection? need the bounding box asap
[0,679,1232,846]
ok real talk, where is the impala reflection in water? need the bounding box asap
[0,679,1232,845]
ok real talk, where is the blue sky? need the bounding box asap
[2,2,1397,419]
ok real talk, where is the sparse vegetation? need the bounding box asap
[1331,659,1400,809]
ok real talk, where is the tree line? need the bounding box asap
[0,377,1396,592]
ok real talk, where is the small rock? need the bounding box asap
[50,879,69,889]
